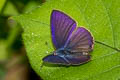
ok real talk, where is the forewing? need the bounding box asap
[65,27,93,52]
[43,54,69,65]
[43,52,90,65]
[51,10,76,49]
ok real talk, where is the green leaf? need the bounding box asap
[0,0,6,12]
[0,64,6,80]
[0,41,7,61]
[3,1,19,16]
[23,1,41,13]
[13,0,120,80]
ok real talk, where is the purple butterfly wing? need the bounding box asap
[51,10,76,49]
[65,27,94,52]
[43,53,90,65]
[60,27,93,65]
[43,54,69,65]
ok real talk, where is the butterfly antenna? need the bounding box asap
[40,62,44,71]
[45,41,53,51]
[40,42,53,71]
[95,40,120,52]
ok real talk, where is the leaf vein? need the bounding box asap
[101,0,116,47]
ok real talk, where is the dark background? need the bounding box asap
[0,0,45,80]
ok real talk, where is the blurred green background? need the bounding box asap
[0,0,45,80]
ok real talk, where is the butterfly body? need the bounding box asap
[42,10,94,66]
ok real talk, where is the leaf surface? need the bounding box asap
[0,0,6,12]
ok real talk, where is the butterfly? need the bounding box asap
[42,10,94,65]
